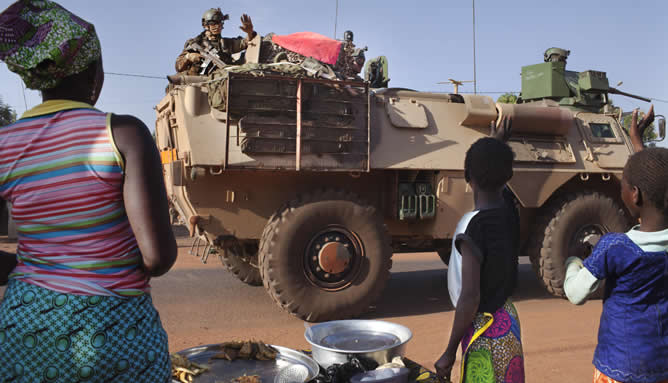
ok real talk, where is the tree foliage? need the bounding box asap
[0,97,16,126]
[497,92,518,104]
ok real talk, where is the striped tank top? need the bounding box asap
[0,100,149,297]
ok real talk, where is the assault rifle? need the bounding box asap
[186,42,227,75]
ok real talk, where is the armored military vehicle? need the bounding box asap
[155,47,664,321]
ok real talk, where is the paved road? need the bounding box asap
[1,230,601,382]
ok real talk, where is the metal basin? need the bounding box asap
[304,320,412,369]
[171,344,319,383]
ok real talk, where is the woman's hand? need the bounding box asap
[435,349,456,381]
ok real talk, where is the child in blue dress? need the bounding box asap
[564,107,667,383]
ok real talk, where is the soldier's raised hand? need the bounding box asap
[629,104,654,152]
[490,116,513,142]
[240,14,254,35]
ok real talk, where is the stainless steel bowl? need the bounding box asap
[304,320,412,369]
[171,344,319,383]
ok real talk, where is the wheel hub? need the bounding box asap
[304,227,363,290]
[318,242,352,274]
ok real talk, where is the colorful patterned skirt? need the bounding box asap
[0,279,171,383]
[460,299,525,383]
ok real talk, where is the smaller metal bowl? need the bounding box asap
[304,320,412,369]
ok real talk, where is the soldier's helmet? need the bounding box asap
[343,30,354,43]
[202,8,230,27]
[543,47,570,64]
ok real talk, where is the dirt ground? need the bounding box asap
[0,230,602,382]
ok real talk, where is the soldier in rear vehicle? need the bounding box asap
[175,8,257,75]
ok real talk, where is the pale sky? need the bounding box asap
[1,0,666,146]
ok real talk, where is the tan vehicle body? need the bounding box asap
[156,73,633,321]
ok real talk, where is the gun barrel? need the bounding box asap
[609,87,651,103]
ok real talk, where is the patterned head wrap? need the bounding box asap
[0,0,101,90]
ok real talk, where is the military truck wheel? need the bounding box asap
[528,192,629,297]
[220,240,262,286]
[259,190,392,322]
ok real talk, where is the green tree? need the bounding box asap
[497,92,518,104]
[0,97,16,126]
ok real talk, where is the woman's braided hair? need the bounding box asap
[464,137,515,192]
[623,147,668,215]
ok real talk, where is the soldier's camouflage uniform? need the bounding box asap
[175,32,251,75]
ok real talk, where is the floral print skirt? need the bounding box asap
[460,299,525,383]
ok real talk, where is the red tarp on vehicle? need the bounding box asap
[271,32,342,66]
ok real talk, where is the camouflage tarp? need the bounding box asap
[259,33,365,80]
[202,30,366,111]
[206,61,332,110]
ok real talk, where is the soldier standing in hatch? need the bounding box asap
[339,30,366,79]
[343,30,354,43]
[175,8,257,75]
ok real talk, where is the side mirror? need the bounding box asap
[658,115,666,141]
[648,115,666,143]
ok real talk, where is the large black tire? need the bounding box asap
[259,190,392,322]
[528,192,630,297]
[220,240,262,286]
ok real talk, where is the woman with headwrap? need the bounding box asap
[0,1,177,382]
